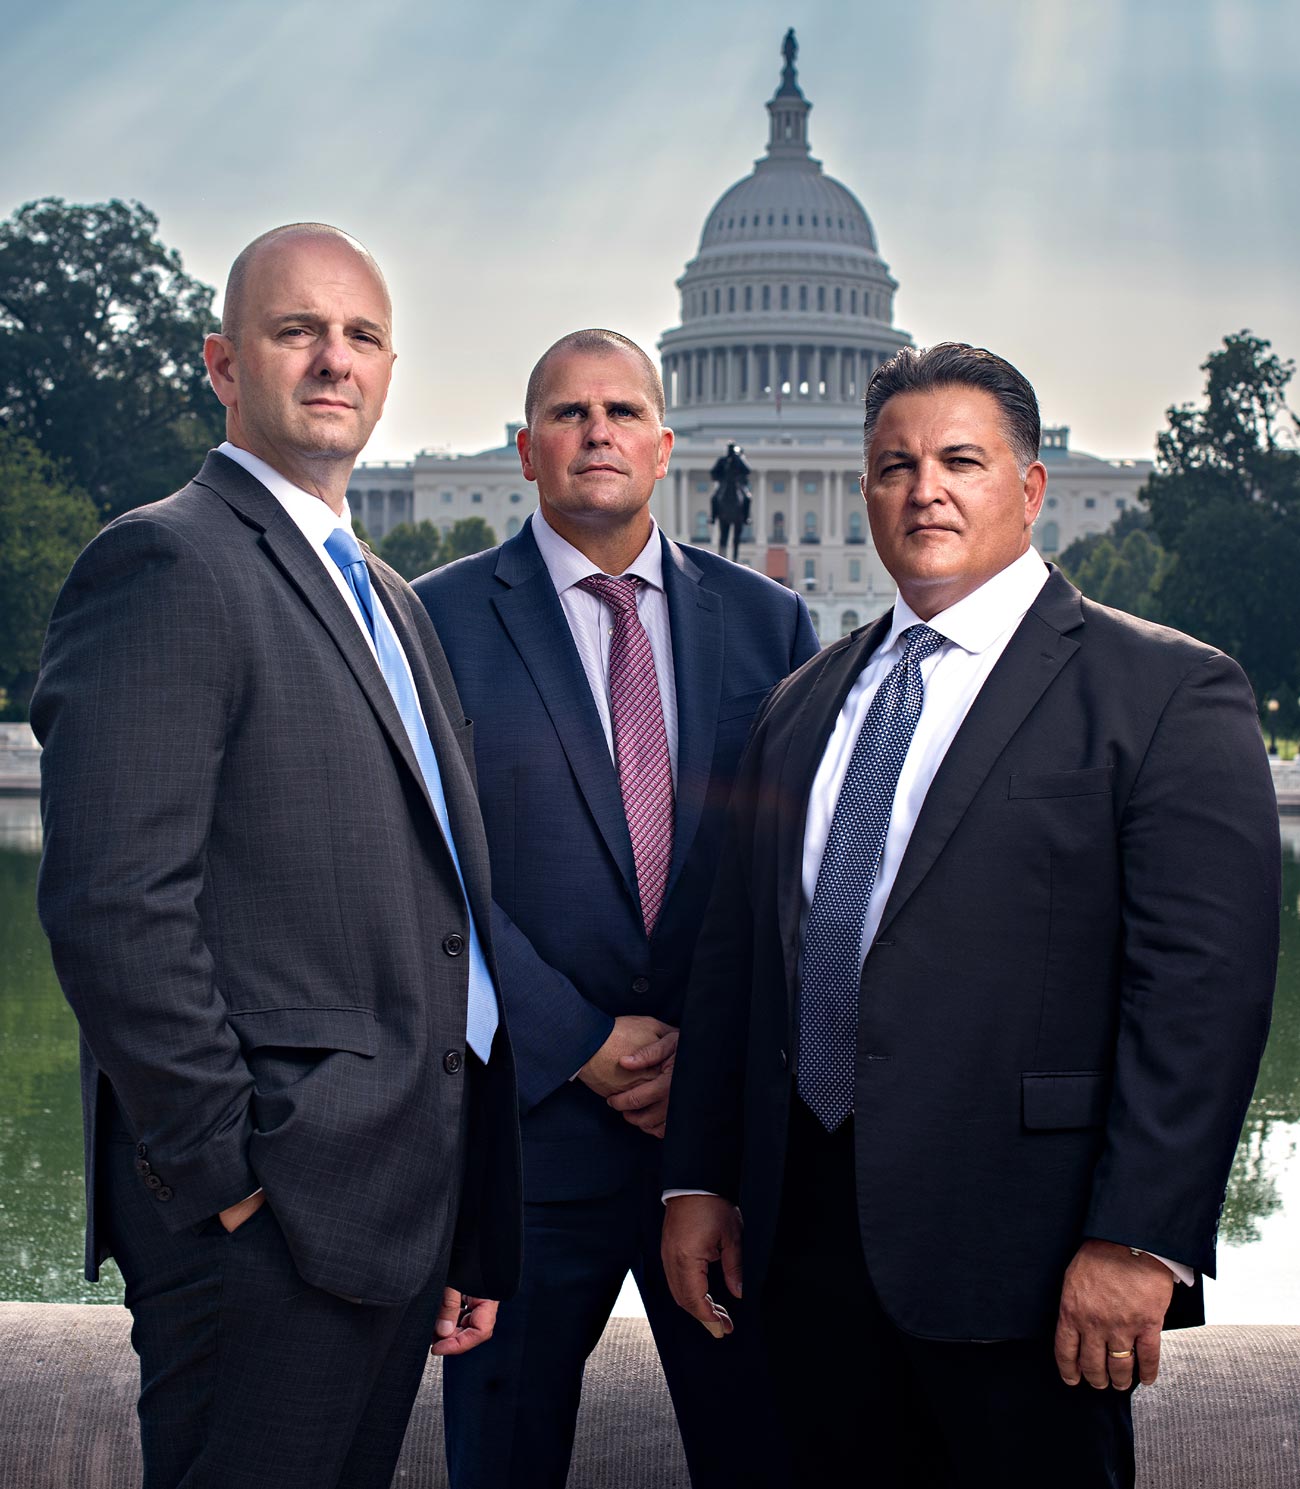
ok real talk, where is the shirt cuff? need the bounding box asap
[1144,1251,1194,1286]
[661,1188,718,1205]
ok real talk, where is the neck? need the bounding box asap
[541,505,654,576]
[227,434,353,517]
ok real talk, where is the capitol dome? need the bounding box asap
[659,30,910,440]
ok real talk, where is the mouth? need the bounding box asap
[575,463,625,476]
[302,398,356,411]
[907,525,959,537]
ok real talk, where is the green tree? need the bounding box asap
[1056,504,1153,577]
[0,197,225,521]
[1142,331,1300,730]
[440,517,497,565]
[378,520,442,580]
[0,431,100,716]
[1058,528,1170,619]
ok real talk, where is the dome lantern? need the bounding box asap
[766,27,812,159]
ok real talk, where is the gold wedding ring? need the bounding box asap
[1108,1348,1134,1359]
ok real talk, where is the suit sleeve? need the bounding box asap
[33,517,258,1231]
[1084,652,1278,1273]
[789,592,820,669]
[661,706,777,1200]
[489,901,615,1113]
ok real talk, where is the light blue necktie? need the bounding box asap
[797,624,946,1131]
[324,526,499,1062]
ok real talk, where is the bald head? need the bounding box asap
[524,330,664,428]
[221,223,391,342]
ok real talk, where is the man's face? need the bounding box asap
[518,349,673,538]
[206,234,394,473]
[861,385,1046,619]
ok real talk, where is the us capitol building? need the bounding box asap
[349,33,1150,641]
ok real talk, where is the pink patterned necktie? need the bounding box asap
[578,574,675,936]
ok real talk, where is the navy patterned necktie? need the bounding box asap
[797,623,946,1131]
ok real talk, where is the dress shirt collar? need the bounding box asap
[530,505,665,593]
[883,547,1050,657]
[218,441,356,546]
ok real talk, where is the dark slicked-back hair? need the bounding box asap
[220,222,391,340]
[524,329,665,427]
[863,342,1041,475]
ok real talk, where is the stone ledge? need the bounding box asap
[1,1303,1296,1486]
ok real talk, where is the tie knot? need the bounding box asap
[899,624,945,666]
[578,574,642,615]
[325,526,365,570]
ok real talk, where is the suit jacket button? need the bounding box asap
[443,933,465,957]
[631,975,651,996]
[134,1158,152,1176]
[155,1187,173,1202]
[136,1143,148,1158]
[144,1173,163,1191]
[443,1049,463,1075]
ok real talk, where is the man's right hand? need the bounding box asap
[218,1190,265,1233]
[661,1194,742,1339]
[578,1015,674,1097]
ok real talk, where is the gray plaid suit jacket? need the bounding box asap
[33,451,522,1307]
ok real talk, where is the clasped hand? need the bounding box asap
[578,1015,679,1139]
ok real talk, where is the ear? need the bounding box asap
[204,333,239,410]
[517,425,536,482]
[1023,461,1047,526]
[656,425,675,480]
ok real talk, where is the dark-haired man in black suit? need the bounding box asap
[663,342,1278,1487]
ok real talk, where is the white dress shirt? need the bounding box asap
[801,547,1050,960]
[530,506,679,786]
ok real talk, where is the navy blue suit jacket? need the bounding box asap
[413,517,818,1199]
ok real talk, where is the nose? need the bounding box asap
[313,329,353,381]
[911,457,947,506]
[584,408,613,444]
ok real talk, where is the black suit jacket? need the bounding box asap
[664,569,1278,1340]
[33,451,522,1307]
[414,519,818,1199]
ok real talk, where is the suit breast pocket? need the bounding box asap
[1007,766,1113,800]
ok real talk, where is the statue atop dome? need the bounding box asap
[776,27,803,98]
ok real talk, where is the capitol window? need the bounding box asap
[713,288,720,314]
[509,493,522,504]
[745,286,753,310]
[851,289,858,313]
[840,610,860,636]
[762,285,771,309]
[471,492,482,504]
[771,511,787,541]
[729,287,736,312]
[694,511,709,540]
[812,215,818,226]
[780,285,790,309]
[835,287,842,312]
[1039,521,1060,554]
[817,286,825,311]
[799,286,808,310]
[848,559,861,583]
[797,214,804,226]
[771,480,786,493]
[506,518,521,538]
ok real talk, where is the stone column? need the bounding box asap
[746,345,757,401]
[823,472,832,540]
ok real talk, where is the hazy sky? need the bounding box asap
[3,0,1296,464]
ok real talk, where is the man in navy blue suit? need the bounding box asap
[414,329,818,1488]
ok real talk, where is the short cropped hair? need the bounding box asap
[524,330,665,427]
[863,343,1041,475]
[220,222,390,340]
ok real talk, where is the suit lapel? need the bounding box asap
[776,615,894,990]
[195,453,443,837]
[875,573,1084,934]
[661,536,723,902]
[490,523,640,905]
